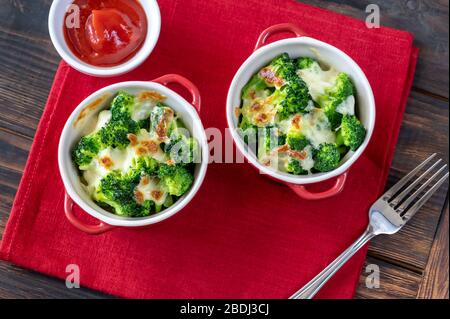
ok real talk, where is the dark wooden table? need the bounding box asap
[0,0,448,299]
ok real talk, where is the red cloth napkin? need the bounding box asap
[0,0,418,298]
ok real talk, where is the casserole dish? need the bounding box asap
[226,23,375,200]
[58,74,208,234]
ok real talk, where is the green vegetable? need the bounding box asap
[94,171,152,218]
[340,115,366,151]
[319,73,355,129]
[158,164,194,196]
[313,143,340,172]
[286,158,307,175]
[296,57,315,70]
[72,133,102,169]
[286,129,309,151]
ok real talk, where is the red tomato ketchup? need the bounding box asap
[64,0,148,67]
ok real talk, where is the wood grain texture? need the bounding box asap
[0,0,448,299]
[299,0,450,98]
[367,90,449,271]
[417,203,449,299]
[355,257,422,299]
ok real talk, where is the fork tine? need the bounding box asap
[384,153,437,200]
[402,172,449,221]
[390,159,443,206]
[397,164,448,213]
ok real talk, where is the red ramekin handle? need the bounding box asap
[64,193,115,235]
[152,74,201,113]
[254,23,308,51]
[287,172,348,200]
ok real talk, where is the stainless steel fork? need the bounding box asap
[289,153,449,299]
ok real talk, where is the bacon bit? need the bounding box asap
[292,115,302,130]
[136,147,148,156]
[277,144,289,153]
[156,108,174,140]
[260,68,283,86]
[99,156,113,169]
[141,140,158,153]
[151,190,163,201]
[141,175,150,186]
[138,91,166,102]
[250,90,256,99]
[166,159,175,166]
[234,106,240,118]
[262,158,271,167]
[127,133,138,146]
[250,103,262,112]
[289,150,307,160]
[134,190,144,204]
[255,113,268,124]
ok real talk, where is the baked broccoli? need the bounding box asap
[130,156,159,177]
[164,134,199,164]
[94,171,152,217]
[319,73,355,129]
[286,158,307,175]
[150,103,176,139]
[262,53,297,87]
[158,164,194,196]
[340,115,366,151]
[286,129,310,151]
[72,133,102,169]
[274,78,311,120]
[296,57,315,70]
[313,143,340,172]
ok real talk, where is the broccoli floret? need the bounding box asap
[286,129,310,151]
[340,115,366,151]
[158,164,194,196]
[72,133,102,169]
[99,120,137,149]
[241,73,269,100]
[319,73,355,129]
[313,143,340,172]
[110,91,135,122]
[164,134,199,164]
[150,103,176,138]
[94,171,152,217]
[98,92,144,149]
[264,53,297,86]
[296,57,315,70]
[130,156,159,177]
[286,158,307,175]
[275,79,311,120]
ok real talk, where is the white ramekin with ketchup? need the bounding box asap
[49,0,161,77]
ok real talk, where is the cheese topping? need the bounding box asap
[300,109,335,148]
[134,175,168,206]
[336,95,355,116]
[297,63,339,101]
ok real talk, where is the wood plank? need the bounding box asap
[0,262,111,299]
[299,0,449,98]
[367,90,449,271]
[417,202,449,299]
[355,257,421,299]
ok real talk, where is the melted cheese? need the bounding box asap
[82,147,135,193]
[242,90,277,127]
[94,110,112,132]
[297,62,339,101]
[133,129,167,162]
[336,95,355,116]
[132,100,156,122]
[299,145,314,172]
[135,175,168,206]
[300,109,336,148]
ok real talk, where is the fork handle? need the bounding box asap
[289,226,376,299]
